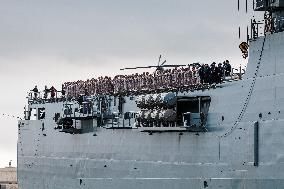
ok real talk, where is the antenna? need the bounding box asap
[247,25,249,43]
[238,0,240,11]
[253,0,255,10]
[239,26,241,39]
[246,0,248,13]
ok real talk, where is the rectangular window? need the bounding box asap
[176,96,211,126]
[38,108,45,120]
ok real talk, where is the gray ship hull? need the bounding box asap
[18,32,284,188]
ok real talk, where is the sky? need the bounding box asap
[0,0,262,168]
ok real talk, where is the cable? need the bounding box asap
[221,33,267,138]
[0,113,22,120]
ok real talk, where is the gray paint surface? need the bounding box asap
[17,31,284,188]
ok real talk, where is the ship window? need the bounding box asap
[118,97,125,113]
[64,105,73,115]
[28,108,45,120]
[38,108,45,120]
[54,113,60,122]
[29,108,37,120]
[114,97,117,106]
[176,96,211,125]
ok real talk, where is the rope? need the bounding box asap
[0,113,22,120]
[221,34,267,138]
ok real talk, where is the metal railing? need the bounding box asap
[28,90,65,104]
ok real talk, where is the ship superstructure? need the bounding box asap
[18,1,284,188]
[0,165,17,189]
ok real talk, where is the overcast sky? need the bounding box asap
[0,0,261,167]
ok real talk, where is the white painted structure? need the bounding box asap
[0,167,17,189]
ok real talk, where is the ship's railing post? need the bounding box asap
[111,115,114,128]
[239,65,242,80]
[198,97,201,113]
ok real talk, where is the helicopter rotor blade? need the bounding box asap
[160,60,167,66]
[120,66,151,70]
[136,66,152,69]
[161,64,186,67]
[150,65,186,68]
[120,64,187,71]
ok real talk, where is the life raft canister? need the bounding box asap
[239,42,249,59]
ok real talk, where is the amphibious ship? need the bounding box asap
[18,1,284,188]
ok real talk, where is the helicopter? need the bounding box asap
[120,55,194,72]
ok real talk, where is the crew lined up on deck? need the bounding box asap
[61,60,231,98]
[199,60,231,84]
[64,68,195,97]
